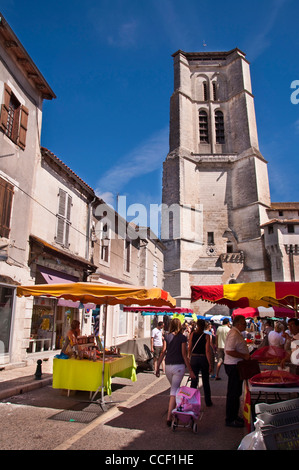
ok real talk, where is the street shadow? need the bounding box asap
[102,388,240,451]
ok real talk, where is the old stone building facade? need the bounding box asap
[0,13,164,367]
[262,203,299,282]
[0,13,56,364]
[162,48,276,314]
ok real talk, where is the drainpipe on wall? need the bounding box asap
[288,245,295,282]
[86,196,97,262]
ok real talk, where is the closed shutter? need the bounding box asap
[18,105,29,149]
[0,177,14,238]
[0,83,12,132]
[56,189,72,247]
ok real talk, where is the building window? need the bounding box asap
[0,286,14,356]
[0,177,14,238]
[55,188,72,247]
[268,226,274,234]
[100,223,110,263]
[288,225,295,233]
[226,242,233,253]
[212,82,217,101]
[0,84,29,149]
[203,82,208,101]
[207,232,214,244]
[199,110,209,143]
[124,239,131,273]
[118,306,128,335]
[279,210,283,216]
[215,110,225,144]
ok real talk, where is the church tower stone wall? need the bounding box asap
[162,48,271,314]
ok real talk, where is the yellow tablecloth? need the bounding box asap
[53,354,137,396]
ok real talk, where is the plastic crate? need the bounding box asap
[258,409,299,427]
[261,423,299,450]
[255,397,299,416]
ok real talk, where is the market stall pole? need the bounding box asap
[17,282,176,410]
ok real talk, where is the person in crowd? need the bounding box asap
[281,318,299,368]
[258,319,273,347]
[204,321,216,378]
[264,319,274,337]
[268,321,285,348]
[247,319,257,333]
[224,315,250,428]
[215,318,231,380]
[188,319,213,407]
[151,321,164,374]
[156,318,195,426]
[182,321,191,339]
[61,319,80,356]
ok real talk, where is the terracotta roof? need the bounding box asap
[0,12,56,100]
[29,235,97,270]
[269,202,299,210]
[261,219,299,227]
[41,147,96,196]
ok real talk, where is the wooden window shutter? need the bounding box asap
[64,221,70,247]
[0,83,12,132]
[58,189,67,217]
[18,105,29,149]
[0,177,14,238]
[56,216,65,245]
[56,189,72,247]
[66,194,72,221]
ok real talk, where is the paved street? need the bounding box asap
[0,360,246,452]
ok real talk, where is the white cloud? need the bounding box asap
[107,19,139,48]
[294,119,299,134]
[95,127,168,200]
[246,0,291,60]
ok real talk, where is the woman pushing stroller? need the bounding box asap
[156,318,196,426]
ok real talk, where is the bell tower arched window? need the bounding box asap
[199,110,209,143]
[203,82,208,101]
[215,110,225,144]
[212,82,217,101]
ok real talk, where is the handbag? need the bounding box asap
[237,359,260,380]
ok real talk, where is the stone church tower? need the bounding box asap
[162,48,272,314]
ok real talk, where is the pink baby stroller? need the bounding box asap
[171,386,201,433]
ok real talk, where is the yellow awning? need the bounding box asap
[17,282,176,308]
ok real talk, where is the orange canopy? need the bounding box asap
[16,282,176,308]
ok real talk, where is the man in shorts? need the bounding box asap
[151,321,164,373]
[215,318,231,380]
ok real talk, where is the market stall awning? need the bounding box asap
[17,283,176,308]
[231,306,295,319]
[17,282,175,409]
[191,282,299,313]
[36,266,96,309]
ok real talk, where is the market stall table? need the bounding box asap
[53,354,137,397]
[247,379,299,430]
[248,380,299,404]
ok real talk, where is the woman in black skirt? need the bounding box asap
[188,319,213,407]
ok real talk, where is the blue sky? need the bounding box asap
[3,0,299,232]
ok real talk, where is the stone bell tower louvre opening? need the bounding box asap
[161,48,272,315]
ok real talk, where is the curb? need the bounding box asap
[0,376,52,400]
